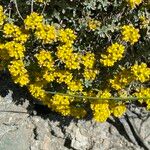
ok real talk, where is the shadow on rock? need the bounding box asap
[0,71,90,128]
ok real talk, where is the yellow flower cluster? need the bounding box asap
[81,52,99,81]
[3,23,20,37]
[88,18,101,31]
[0,44,9,60]
[127,0,142,9]
[100,43,125,67]
[43,70,56,82]
[110,67,134,90]
[24,12,57,44]
[57,44,73,59]
[65,53,81,70]
[3,23,29,43]
[35,49,54,71]
[8,60,29,86]
[58,28,77,44]
[67,80,83,92]
[82,52,95,69]
[5,41,25,59]
[83,68,99,81]
[121,24,140,45]
[91,103,110,122]
[110,63,150,91]
[134,87,150,109]
[131,63,150,83]
[43,70,73,84]
[47,94,87,118]
[35,24,57,44]
[28,84,46,100]
[91,90,127,122]
[49,94,71,116]
[0,5,6,26]
[56,28,81,69]
[90,90,111,122]
[43,69,83,92]
[24,12,43,30]
[57,43,81,70]
[55,71,73,84]
[111,103,126,117]
[139,16,150,29]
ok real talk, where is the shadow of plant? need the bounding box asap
[0,71,150,150]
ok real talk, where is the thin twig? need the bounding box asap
[13,0,24,20]
[8,6,12,22]
[41,2,47,15]
[7,0,13,22]
[31,0,34,12]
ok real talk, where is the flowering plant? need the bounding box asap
[0,0,150,122]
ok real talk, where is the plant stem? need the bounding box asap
[13,0,24,20]
[45,91,150,102]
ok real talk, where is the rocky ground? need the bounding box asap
[0,73,150,150]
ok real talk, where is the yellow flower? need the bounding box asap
[5,41,25,59]
[8,60,29,86]
[127,0,142,9]
[3,23,29,43]
[55,71,73,84]
[14,34,29,44]
[24,12,43,30]
[35,49,54,70]
[64,53,81,70]
[96,90,112,100]
[14,74,30,87]
[100,43,125,67]
[134,87,150,110]
[3,23,21,37]
[57,44,81,69]
[111,104,126,117]
[43,71,56,82]
[57,44,73,60]
[110,67,134,90]
[82,52,95,69]
[28,84,46,100]
[58,28,77,44]
[131,63,150,83]
[121,24,140,45]
[49,94,71,116]
[0,44,9,60]
[90,90,111,122]
[88,18,101,31]
[139,16,150,29]
[83,68,99,81]
[0,5,6,26]
[91,103,111,122]
[67,80,83,92]
[35,24,57,44]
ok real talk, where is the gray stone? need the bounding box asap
[70,128,89,150]
[0,95,150,150]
